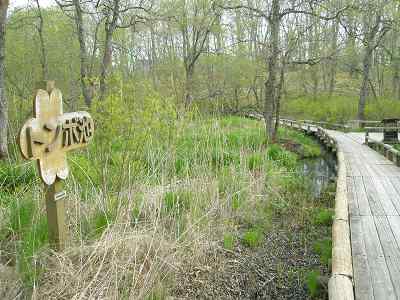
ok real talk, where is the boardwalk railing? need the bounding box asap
[365,133,400,167]
[280,119,354,300]
[245,113,400,299]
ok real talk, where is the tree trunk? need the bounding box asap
[73,0,93,106]
[100,27,114,100]
[35,0,48,81]
[357,12,383,120]
[99,0,119,100]
[358,47,373,120]
[264,0,280,141]
[328,20,339,97]
[392,57,400,100]
[0,0,8,159]
[184,63,194,107]
[274,59,286,135]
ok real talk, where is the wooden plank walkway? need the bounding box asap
[254,116,400,299]
[327,130,400,299]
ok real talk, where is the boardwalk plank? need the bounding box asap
[350,216,374,299]
[347,176,359,216]
[361,216,397,299]
[354,176,372,216]
[371,177,398,216]
[379,178,400,215]
[374,216,400,297]
[362,177,385,216]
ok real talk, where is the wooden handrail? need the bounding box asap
[365,126,400,132]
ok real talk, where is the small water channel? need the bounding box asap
[301,147,337,198]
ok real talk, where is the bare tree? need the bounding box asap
[176,0,221,107]
[34,0,49,80]
[0,0,8,159]
[357,2,390,121]
[98,0,149,100]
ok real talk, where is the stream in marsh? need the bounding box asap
[301,148,337,198]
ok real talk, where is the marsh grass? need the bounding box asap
[0,114,332,299]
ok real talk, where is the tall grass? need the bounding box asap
[1,101,331,298]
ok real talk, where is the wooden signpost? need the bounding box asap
[18,81,94,250]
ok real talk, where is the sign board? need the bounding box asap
[18,87,94,185]
[18,82,94,250]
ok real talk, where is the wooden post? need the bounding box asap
[45,178,67,250]
[36,81,66,250]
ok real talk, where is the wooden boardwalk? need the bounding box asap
[251,116,400,299]
[327,130,400,300]
[279,118,400,299]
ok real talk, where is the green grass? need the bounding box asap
[306,270,321,298]
[0,114,334,298]
[283,94,400,123]
[223,233,235,250]
[313,238,332,266]
[312,208,334,226]
[0,161,36,192]
[242,228,263,248]
[163,190,192,215]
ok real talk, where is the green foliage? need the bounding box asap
[306,270,321,298]
[312,208,334,226]
[223,233,235,250]
[0,161,36,192]
[163,191,192,215]
[92,211,112,236]
[247,153,264,171]
[90,196,120,237]
[145,286,167,300]
[3,195,49,285]
[8,197,36,235]
[277,127,321,158]
[242,228,263,248]
[283,95,400,123]
[267,144,297,169]
[313,238,332,266]
[18,216,48,285]
[231,192,245,210]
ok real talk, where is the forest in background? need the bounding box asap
[0,0,400,299]
[1,0,400,156]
